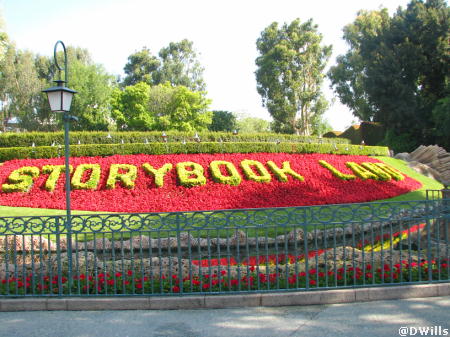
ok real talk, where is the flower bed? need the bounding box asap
[0,153,421,212]
[1,259,447,295]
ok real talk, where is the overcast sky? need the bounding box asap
[1,0,410,131]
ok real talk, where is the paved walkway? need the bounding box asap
[0,296,449,337]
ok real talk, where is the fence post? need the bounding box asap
[176,213,183,294]
[55,217,63,296]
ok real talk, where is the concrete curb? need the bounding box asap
[0,283,449,311]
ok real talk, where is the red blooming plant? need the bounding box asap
[0,153,421,213]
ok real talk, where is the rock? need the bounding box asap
[0,235,50,252]
[408,161,441,180]
[394,152,411,161]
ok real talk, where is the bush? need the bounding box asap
[0,131,351,148]
[0,142,389,162]
[360,122,385,146]
[323,131,343,138]
[339,125,363,144]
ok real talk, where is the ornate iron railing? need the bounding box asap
[0,194,448,297]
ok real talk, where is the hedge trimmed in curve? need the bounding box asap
[0,142,390,161]
[0,131,351,148]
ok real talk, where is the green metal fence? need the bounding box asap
[0,192,448,297]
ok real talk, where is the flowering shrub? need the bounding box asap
[209,160,242,186]
[71,164,101,190]
[176,162,207,187]
[0,153,422,212]
[1,166,40,193]
[1,259,447,295]
[319,160,356,180]
[106,164,137,190]
[240,159,271,183]
[42,165,73,192]
[357,223,426,252]
[142,163,173,188]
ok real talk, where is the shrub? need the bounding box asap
[360,122,385,146]
[0,131,351,148]
[0,142,390,162]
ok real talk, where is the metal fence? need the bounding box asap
[0,191,448,297]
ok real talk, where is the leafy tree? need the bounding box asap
[329,1,449,149]
[123,47,160,87]
[0,45,42,131]
[67,53,116,131]
[255,18,332,135]
[122,40,206,91]
[237,117,270,133]
[111,82,212,131]
[208,110,237,132]
[327,10,390,122]
[158,39,206,91]
[432,95,450,150]
[111,82,152,130]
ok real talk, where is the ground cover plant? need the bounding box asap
[0,153,421,213]
[1,259,447,296]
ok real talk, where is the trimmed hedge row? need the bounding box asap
[0,142,390,161]
[0,131,351,148]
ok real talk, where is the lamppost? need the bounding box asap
[42,41,77,283]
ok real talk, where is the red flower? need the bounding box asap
[172,286,180,293]
[0,153,421,213]
[127,270,133,276]
[309,279,317,286]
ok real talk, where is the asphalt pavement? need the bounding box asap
[0,295,449,337]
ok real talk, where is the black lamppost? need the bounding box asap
[42,41,77,282]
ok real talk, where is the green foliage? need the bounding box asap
[432,96,450,150]
[360,122,385,146]
[111,82,153,130]
[111,82,212,131]
[1,166,40,192]
[122,40,205,91]
[157,39,206,91]
[0,130,352,148]
[323,131,343,138]
[0,141,389,162]
[65,54,115,131]
[255,18,332,135]
[0,43,115,132]
[123,47,160,87]
[339,125,363,144]
[209,110,237,132]
[379,129,420,153]
[0,45,42,130]
[237,117,270,133]
[329,1,450,148]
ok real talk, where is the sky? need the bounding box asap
[1,0,410,131]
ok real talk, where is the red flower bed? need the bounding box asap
[0,153,421,212]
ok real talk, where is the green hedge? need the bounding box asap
[0,131,351,148]
[0,142,389,161]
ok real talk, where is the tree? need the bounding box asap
[255,18,332,135]
[122,40,206,91]
[111,82,212,131]
[329,1,449,149]
[67,53,115,131]
[123,47,160,87]
[208,110,237,132]
[237,117,270,133]
[111,82,152,130]
[0,45,42,131]
[157,39,206,91]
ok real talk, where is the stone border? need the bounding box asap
[0,283,449,311]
